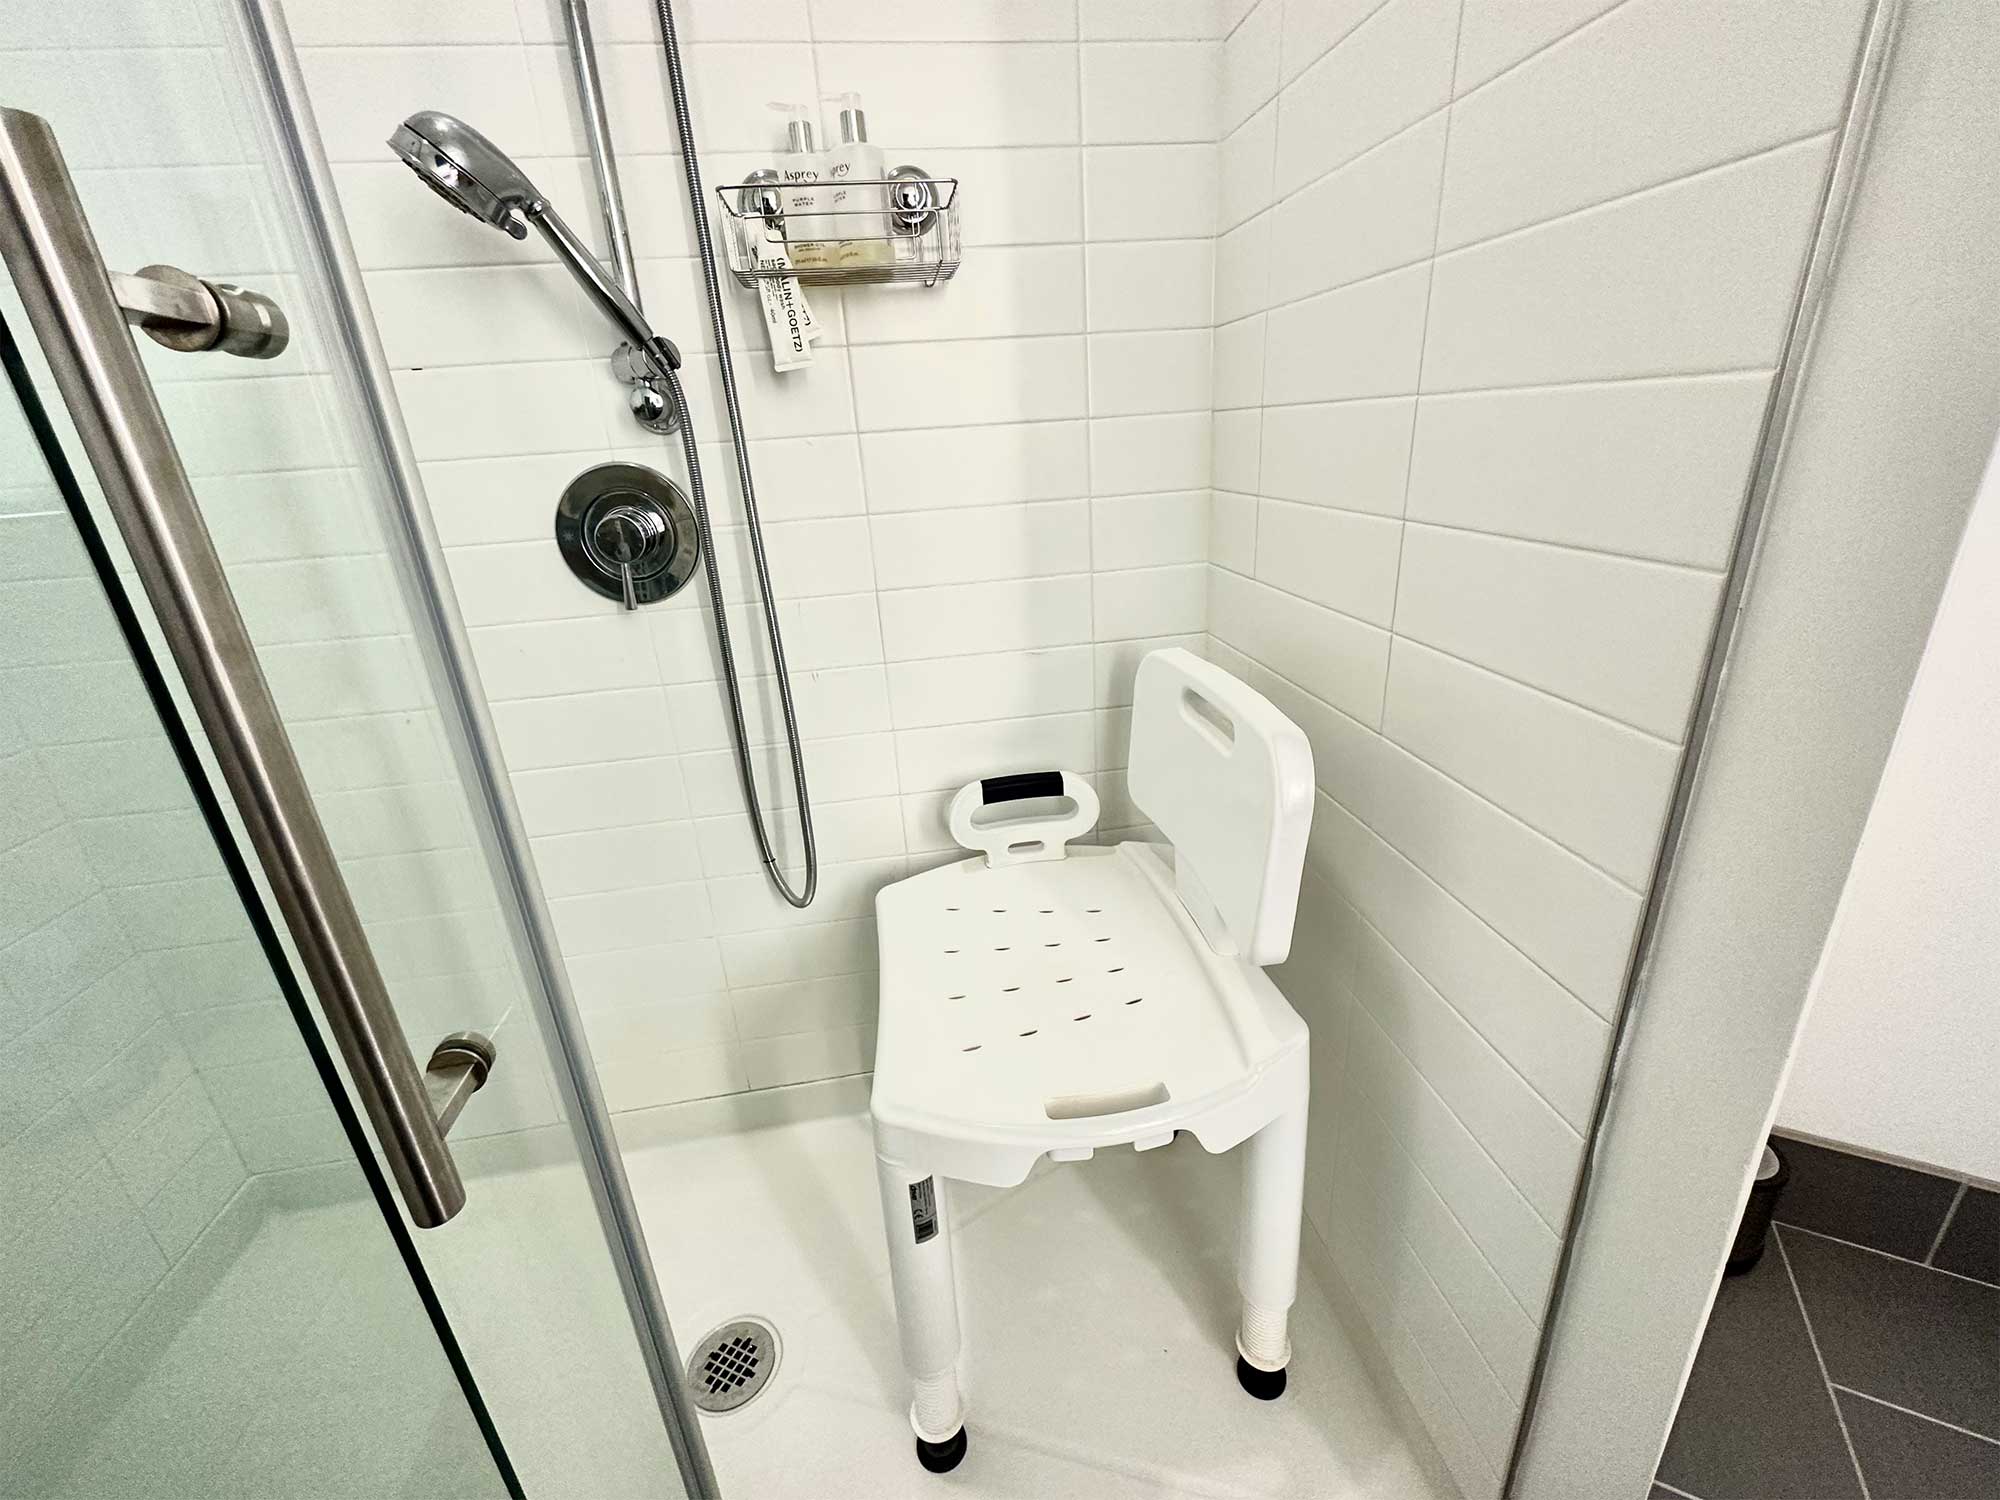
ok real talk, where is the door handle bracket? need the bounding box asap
[425,1030,498,1137]
[110,263,289,360]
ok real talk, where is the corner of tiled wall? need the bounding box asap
[1202,0,1876,1494]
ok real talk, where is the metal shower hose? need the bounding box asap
[653,0,817,907]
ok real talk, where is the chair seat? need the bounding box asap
[872,841,1308,1187]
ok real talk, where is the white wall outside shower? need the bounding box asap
[1779,435,2000,1185]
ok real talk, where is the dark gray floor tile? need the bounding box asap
[1651,1487,1692,1499]
[1839,1389,2000,1499]
[1771,1135,1960,1262]
[1780,1226,2000,1440]
[1932,1185,2000,1286]
[1657,1243,1863,1499]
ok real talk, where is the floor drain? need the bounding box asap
[686,1316,781,1414]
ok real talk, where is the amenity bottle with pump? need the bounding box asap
[822,92,890,271]
[771,102,830,270]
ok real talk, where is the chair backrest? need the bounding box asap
[1126,648,1314,965]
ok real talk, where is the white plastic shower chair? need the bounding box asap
[869,647,1315,1473]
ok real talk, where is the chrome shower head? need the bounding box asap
[388,109,678,379]
[388,110,542,240]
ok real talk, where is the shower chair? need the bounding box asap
[870,648,1316,1472]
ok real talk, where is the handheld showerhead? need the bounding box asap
[388,109,676,375]
[389,110,542,240]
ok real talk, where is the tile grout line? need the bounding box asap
[800,0,917,893]
[1650,1479,1703,1500]
[1243,117,1825,331]
[1219,359,1778,407]
[1221,619,1672,894]
[1073,26,1106,817]
[1340,889,1598,1132]
[1344,1050,1553,1331]
[1774,1227,1873,1500]
[1225,0,1277,623]
[1211,657,1623,1031]
[1830,1385,2000,1449]
[1783,1220,2000,1291]
[1378,0,1467,729]
[1347,1005,1570,1279]
[1923,1180,1968,1264]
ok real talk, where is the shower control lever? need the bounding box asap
[594,505,658,612]
[555,462,701,610]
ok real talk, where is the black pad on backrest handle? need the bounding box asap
[980,770,1065,805]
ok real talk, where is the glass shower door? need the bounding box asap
[0,312,512,1495]
[0,16,707,1487]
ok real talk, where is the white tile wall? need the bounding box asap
[272,0,1236,1113]
[1203,1,1869,1494]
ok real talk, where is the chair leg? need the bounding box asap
[875,1154,968,1472]
[1234,1100,1307,1399]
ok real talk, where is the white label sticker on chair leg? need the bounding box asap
[908,1177,938,1243]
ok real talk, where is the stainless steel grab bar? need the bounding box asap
[0,104,471,1229]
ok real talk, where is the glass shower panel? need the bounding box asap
[0,9,700,1497]
[0,318,508,1500]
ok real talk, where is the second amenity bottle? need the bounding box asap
[822,91,890,270]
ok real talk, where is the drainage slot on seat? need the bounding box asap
[1043,1081,1170,1120]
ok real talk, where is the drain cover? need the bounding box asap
[686,1316,780,1414]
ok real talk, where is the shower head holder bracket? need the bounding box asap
[611,339,683,434]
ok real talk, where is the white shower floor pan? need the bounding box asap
[14,1075,1455,1500]
[617,1076,1455,1500]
